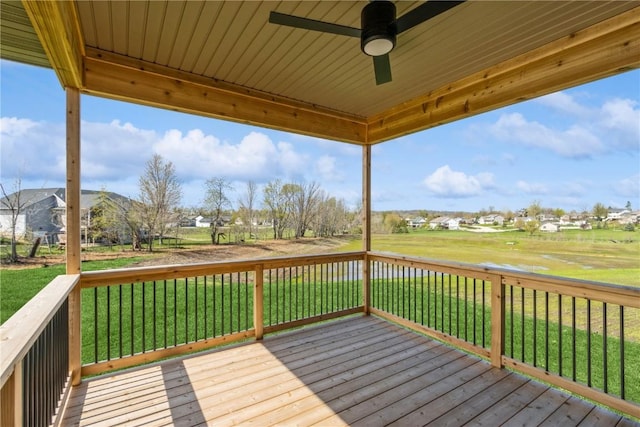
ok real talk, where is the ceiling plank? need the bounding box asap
[367,6,640,144]
[82,48,367,145]
[21,0,84,88]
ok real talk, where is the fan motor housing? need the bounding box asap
[361,1,397,56]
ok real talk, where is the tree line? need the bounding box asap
[91,155,359,251]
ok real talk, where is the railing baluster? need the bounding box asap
[603,301,608,393]
[587,299,592,387]
[533,289,537,368]
[558,294,563,376]
[520,287,525,361]
[572,296,576,381]
[153,280,157,349]
[94,287,98,363]
[106,286,111,360]
[545,291,549,370]
[473,278,477,346]
[620,305,625,400]
[173,279,178,346]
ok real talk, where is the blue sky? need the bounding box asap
[1,59,638,214]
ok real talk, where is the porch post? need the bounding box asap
[490,273,505,368]
[254,265,264,340]
[362,145,372,314]
[66,87,82,385]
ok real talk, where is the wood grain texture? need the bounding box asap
[61,316,636,426]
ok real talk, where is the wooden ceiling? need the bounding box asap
[3,1,640,145]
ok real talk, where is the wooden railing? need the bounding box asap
[0,274,80,427]
[78,252,364,376]
[2,250,639,423]
[367,252,640,419]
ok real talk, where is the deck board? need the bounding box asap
[61,315,638,427]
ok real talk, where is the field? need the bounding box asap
[343,227,640,287]
[2,227,638,324]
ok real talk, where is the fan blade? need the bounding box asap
[269,11,360,37]
[373,55,392,85]
[396,1,465,34]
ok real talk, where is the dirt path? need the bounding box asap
[2,237,355,270]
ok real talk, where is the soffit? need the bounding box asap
[75,1,637,118]
[3,1,640,144]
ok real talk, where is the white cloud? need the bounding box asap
[537,92,591,117]
[315,155,342,181]
[423,165,494,198]
[615,174,640,199]
[82,120,158,179]
[599,98,640,151]
[490,112,604,158]
[1,117,65,181]
[516,180,548,195]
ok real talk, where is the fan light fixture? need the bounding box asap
[361,1,396,57]
[268,0,465,85]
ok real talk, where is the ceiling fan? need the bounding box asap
[269,1,465,85]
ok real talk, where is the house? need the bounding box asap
[607,208,630,220]
[0,188,65,239]
[540,222,559,232]
[477,214,504,226]
[194,216,213,228]
[0,188,129,242]
[429,216,460,230]
[405,217,427,229]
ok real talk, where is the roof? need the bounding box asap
[0,187,65,209]
[2,1,639,144]
[0,188,128,210]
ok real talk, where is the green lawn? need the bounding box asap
[0,257,143,324]
[342,228,640,287]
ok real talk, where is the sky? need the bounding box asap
[1,59,639,214]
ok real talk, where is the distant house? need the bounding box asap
[195,216,213,228]
[0,188,129,241]
[477,214,504,226]
[406,217,427,229]
[607,208,630,220]
[429,216,460,230]
[540,223,559,233]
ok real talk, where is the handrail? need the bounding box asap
[3,250,638,422]
[0,274,79,387]
[367,251,640,418]
[80,251,365,288]
[78,251,365,376]
[368,251,640,306]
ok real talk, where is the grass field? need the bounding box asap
[342,228,640,287]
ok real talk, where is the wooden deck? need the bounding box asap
[61,316,637,426]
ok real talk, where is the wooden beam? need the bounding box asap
[66,88,81,274]
[82,49,367,145]
[362,145,372,314]
[21,0,84,88]
[367,6,640,144]
[490,274,505,369]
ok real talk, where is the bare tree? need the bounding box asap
[0,178,30,262]
[263,179,294,240]
[238,181,258,239]
[204,177,233,244]
[137,154,182,252]
[290,181,321,238]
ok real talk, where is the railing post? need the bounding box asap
[490,273,505,368]
[363,253,370,315]
[254,265,264,340]
[69,283,82,385]
[0,361,22,427]
[362,145,371,315]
